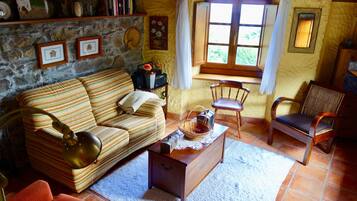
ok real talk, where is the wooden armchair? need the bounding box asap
[268,82,345,165]
[210,80,250,138]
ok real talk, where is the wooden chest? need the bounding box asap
[148,124,228,201]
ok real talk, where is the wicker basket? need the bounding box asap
[179,106,212,140]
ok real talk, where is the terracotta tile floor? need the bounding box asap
[5,118,357,201]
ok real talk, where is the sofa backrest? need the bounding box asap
[18,79,97,133]
[78,68,134,123]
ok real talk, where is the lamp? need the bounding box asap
[0,106,102,169]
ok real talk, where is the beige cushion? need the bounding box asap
[78,68,134,124]
[100,114,157,141]
[118,91,161,114]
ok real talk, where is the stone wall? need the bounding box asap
[0,17,144,169]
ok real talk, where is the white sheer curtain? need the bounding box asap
[173,0,192,89]
[260,0,292,95]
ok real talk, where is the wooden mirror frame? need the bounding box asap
[288,8,321,54]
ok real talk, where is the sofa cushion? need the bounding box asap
[134,98,165,118]
[26,125,129,192]
[101,114,157,141]
[78,68,134,124]
[276,113,332,135]
[86,126,129,160]
[28,126,129,166]
[19,79,97,133]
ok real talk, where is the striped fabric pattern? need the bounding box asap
[101,114,157,141]
[134,98,164,117]
[18,79,97,133]
[78,69,134,124]
[18,68,166,193]
[134,98,166,139]
[26,126,130,192]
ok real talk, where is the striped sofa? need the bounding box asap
[18,68,166,193]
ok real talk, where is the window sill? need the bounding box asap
[192,73,262,85]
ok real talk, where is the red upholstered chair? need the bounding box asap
[6,180,80,201]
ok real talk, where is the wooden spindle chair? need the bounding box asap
[210,80,250,138]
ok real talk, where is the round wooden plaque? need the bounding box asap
[124,27,141,49]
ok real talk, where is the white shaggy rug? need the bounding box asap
[91,139,294,201]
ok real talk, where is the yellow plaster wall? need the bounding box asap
[140,0,355,120]
[267,0,332,119]
[183,81,268,118]
[139,0,186,114]
[185,0,333,119]
[317,2,357,84]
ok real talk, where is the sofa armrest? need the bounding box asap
[134,98,165,118]
[34,128,64,147]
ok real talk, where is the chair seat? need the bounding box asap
[276,113,332,135]
[212,98,243,111]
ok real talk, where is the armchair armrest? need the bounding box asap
[309,112,337,137]
[271,97,301,120]
[134,98,165,118]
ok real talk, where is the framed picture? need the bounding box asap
[288,8,321,54]
[149,16,168,50]
[36,41,68,68]
[76,36,103,60]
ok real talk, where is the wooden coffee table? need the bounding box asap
[148,123,228,201]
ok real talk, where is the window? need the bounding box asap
[192,0,277,78]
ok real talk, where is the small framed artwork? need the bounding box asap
[76,36,103,60]
[37,41,68,68]
[288,8,321,54]
[150,16,168,50]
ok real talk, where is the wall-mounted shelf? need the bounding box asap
[0,13,146,26]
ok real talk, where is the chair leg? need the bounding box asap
[214,109,219,121]
[235,111,241,138]
[268,125,274,145]
[302,138,313,165]
[324,137,334,153]
[238,112,242,126]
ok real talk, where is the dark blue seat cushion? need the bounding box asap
[276,113,332,134]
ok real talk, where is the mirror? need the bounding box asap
[288,8,321,53]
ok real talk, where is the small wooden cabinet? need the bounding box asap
[332,46,357,139]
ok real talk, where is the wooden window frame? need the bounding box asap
[201,0,272,78]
